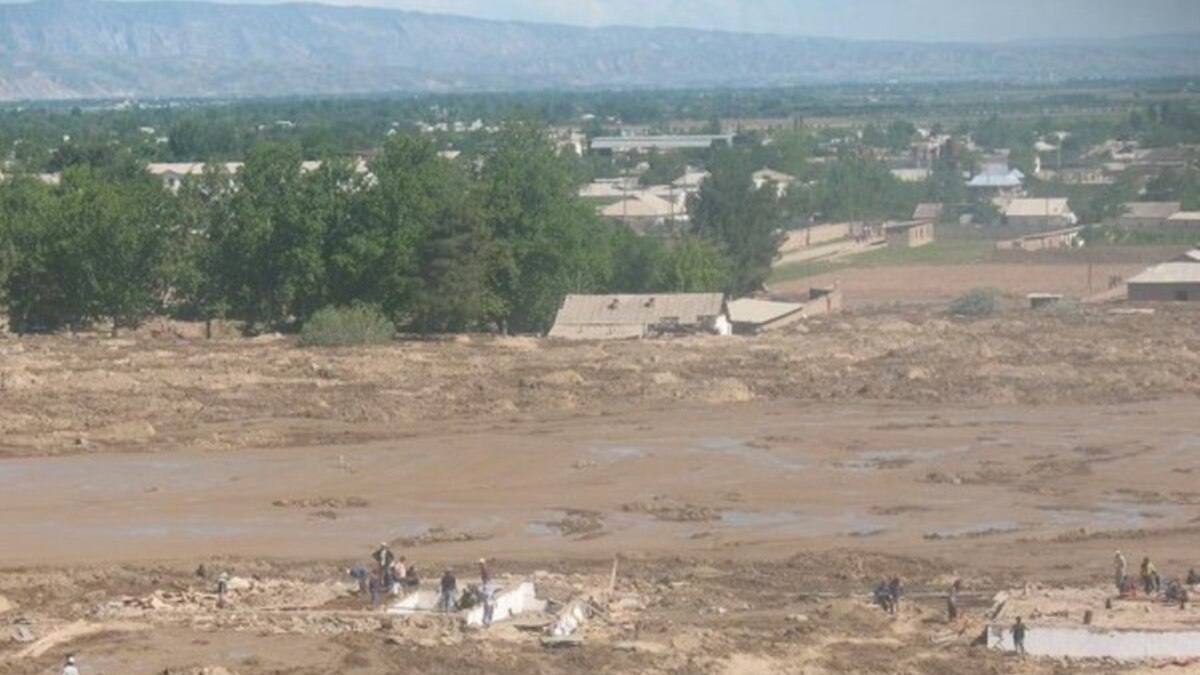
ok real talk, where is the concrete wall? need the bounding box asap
[781,223,852,252]
[1128,283,1200,302]
[800,287,844,318]
[886,223,934,248]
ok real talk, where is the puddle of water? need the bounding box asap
[523,522,556,539]
[590,446,651,460]
[696,437,805,472]
[836,444,977,471]
[925,521,1020,540]
[1040,503,1158,530]
[720,510,882,537]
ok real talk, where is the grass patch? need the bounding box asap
[948,288,1000,317]
[299,305,395,347]
[769,229,996,284]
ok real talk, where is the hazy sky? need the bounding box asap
[222,0,1200,42]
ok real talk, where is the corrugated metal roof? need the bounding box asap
[1001,198,1072,218]
[727,299,805,325]
[913,203,944,220]
[552,294,725,329]
[600,193,678,218]
[591,135,734,151]
[1167,212,1200,222]
[1129,262,1200,284]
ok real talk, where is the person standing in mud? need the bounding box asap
[439,569,458,612]
[216,573,229,609]
[1114,550,1127,592]
[1142,556,1160,595]
[947,579,962,622]
[61,655,80,675]
[886,577,903,615]
[1011,617,1026,657]
[479,558,492,585]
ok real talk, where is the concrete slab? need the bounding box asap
[988,624,1200,660]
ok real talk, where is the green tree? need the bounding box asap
[688,149,784,295]
[659,238,732,292]
[482,117,607,332]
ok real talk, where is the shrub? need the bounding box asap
[299,305,395,347]
[948,288,999,317]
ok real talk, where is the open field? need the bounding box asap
[2,306,1199,673]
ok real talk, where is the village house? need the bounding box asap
[995,226,1084,252]
[590,134,734,154]
[548,293,731,340]
[998,198,1077,230]
[912,202,944,222]
[1164,212,1200,233]
[599,191,685,233]
[968,163,1025,197]
[884,220,935,248]
[1127,262,1200,302]
[752,168,795,196]
[1118,202,1182,230]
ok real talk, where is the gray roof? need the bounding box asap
[727,299,805,325]
[1129,262,1200,285]
[591,135,734,151]
[913,202,943,220]
[549,293,725,337]
[1123,202,1181,219]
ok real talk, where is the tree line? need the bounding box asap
[0,119,783,336]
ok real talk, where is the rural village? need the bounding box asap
[1,17,1200,674]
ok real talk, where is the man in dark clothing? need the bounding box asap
[947,579,962,622]
[373,543,395,586]
[873,580,892,613]
[439,569,458,612]
[348,565,368,595]
[1012,617,1027,657]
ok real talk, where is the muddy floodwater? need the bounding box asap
[1,399,1197,576]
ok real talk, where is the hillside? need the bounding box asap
[0,0,1199,100]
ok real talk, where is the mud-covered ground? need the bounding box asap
[1,305,1199,674]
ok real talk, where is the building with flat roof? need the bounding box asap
[998,198,1077,230]
[1118,202,1181,230]
[884,220,935,248]
[590,134,734,154]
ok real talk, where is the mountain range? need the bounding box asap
[1,0,1199,101]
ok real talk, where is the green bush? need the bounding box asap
[299,305,395,347]
[948,288,1000,317]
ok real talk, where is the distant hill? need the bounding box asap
[1,0,1198,101]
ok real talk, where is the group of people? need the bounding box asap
[1114,550,1192,607]
[351,543,500,624]
[872,577,904,614]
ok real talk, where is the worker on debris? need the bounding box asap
[373,543,395,586]
[479,558,492,585]
[390,556,407,594]
[1165,578,1189,609]
[216,572,229,609]
[947,579,962,622]
[368,574,382,607]
[61,655,80,675]
[348,564,369,596]
[481,581,497,627]
[886,577,903,615]
[1188,569,1199,586]
[1114,550,1127,592]
[1141,556,1160,595]
[1011,617,1026,657]
[407,564,421,587]
[439,569,458,612]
